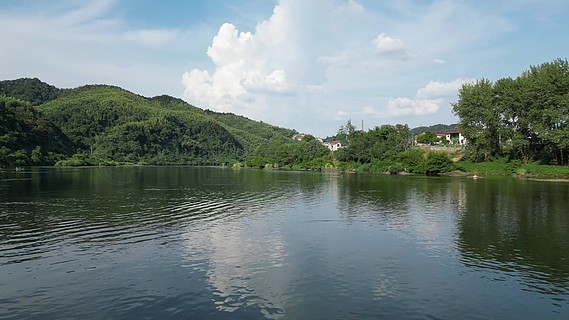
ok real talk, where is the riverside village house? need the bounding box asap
[325,141,343,151]
[293,134,343,151]
[433,130,467,145]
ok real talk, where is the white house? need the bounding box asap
[325,140,343,151]
[434,130,467,145]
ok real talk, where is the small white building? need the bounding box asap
[434,130,467,145]
[325,140,343,151]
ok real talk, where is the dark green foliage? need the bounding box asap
[38,85,160,148]
[149,95,202,111]
[326,123,452,174]
[453,78,501,162]
[453,58,569,165]
[387,163,405,175]
[0,78,64,105]
[55,152,118,166]
[423,152,454,175]
[372,124,409,159]
[244,155,274,168]
[0,96,72,166]
[336,124,409,164]
[0,78,457,174]
[398,148,426,173]
[206,110,296,140]
[245,139,331,169]
[0,79,296,166]
[301,134,317,142]
[416,131,440,145]
[94,115,243,165]
[335,120,357,145]
[336,130,372,163]
[205,110,297,152]
[458,159,569,177]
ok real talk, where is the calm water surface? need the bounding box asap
[0,167,568,319]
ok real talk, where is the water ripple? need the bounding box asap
[1,168,569,319]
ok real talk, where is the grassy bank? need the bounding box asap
[459,159,569,178]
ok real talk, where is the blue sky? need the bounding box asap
[1,0,568,137]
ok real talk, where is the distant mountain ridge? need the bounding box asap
[409,123,459,136]
[0,78,296,166]
[0,78,65,105]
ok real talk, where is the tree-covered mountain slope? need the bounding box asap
[0,79,297,166]
[0,96,73,166]
[0,78,65,105]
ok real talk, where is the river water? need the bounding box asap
[0,167,568,319]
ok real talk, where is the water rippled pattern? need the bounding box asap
[1,167,568,319]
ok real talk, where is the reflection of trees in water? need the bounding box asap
[335,173,569,295]
[2,166,312,318]
[0,167,308,263]
[0,167,302,229]
[0,167,186,238]
[334,174,467,260]
[457,178,569,293]
[335,174,412,224]
[335,174,464,223]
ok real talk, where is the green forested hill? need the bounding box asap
[0,96,73,165]
[0,78,65,105]
[0,79,296,166]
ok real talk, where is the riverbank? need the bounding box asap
[4,159,569,180]
[457,160,569,179]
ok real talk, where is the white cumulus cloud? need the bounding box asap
[3,0,564,137]
[177,0,538,135]
[416,78,474,99]
[360,78,472,118]
[182,15,293,113]
[385,98,440,116]
[374,33,409,59]
[363,98,439,117]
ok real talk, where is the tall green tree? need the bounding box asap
[416,131,440,145]
[493,77,530,161]
[521,59,569,164]
[369,124,409,159]
[335,124,409,163]
[336,120,356,145]
[453,58,569,164]
[452,79,501,162]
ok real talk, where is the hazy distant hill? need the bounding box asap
[409,123,459,136]
[0,78,296,166]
